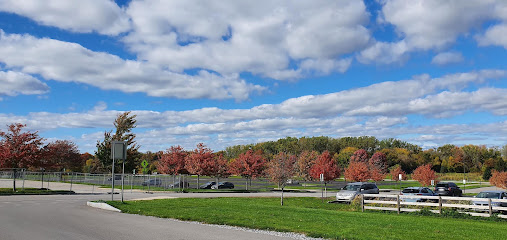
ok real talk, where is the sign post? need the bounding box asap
[111,141,127,202]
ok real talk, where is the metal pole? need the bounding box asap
[111,158,115,201]
[22,169,25,191]
[121,158,125,203]
[41,170,44,189]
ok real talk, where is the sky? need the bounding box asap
[0,0,507,154]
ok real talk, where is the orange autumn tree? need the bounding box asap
[310,151,340,197]
[344,161,370,182]
[389,165,406,181]
[412,164,437,186]
[368,152,387,182]
[295,150,319,184]
[490,170,507,189]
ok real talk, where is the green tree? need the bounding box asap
[95,112,141,173]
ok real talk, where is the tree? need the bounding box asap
[368,152,387,182]
[185,143,214,189]
[350,149,369,163]
[41,140,81,172]
[310,151,340,196]
[0,123,44,191]
[334,147,357,168]
[95,112,141,173]
[229,149,266,190]
[83,158,104,173]
[389,165,406,181]
[344,161,370,182]
[412,164,437,186]
[266,152,295,206]
[489,170,507,189]
[295,150,318,183]
[157,146,188,175]
[208,153,231,189]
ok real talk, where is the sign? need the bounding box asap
[111,141,127,160]
[431,180,434,186]
[463,179,466,185]
[141,160,149,174]
[319,173,324,182]
[398,174,402,181]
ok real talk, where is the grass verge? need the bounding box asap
[108,197,506,240]
[0,188,74,195]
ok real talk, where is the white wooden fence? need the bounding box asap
[361,194,507,219]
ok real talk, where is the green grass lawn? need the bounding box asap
[0,188,74,195]
[108,197,506,240]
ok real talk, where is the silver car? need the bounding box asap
[472,191,507,212]
[400,187,436,202]
[336,182,379,203]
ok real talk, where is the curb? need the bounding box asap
[86,201,122,212]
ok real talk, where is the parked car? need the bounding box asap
[168,181,190,188]
[400,187,437,202]
[107,175,122,181]
[336,182,379,203]
[473,191,507,212]
[142,179,162,186]
[286,179,300,185]
[434,182,462,196]
[200,181,216,189]
[211,182,234,189]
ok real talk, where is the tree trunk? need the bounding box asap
[197,175,200,189]
[245,178,248,191]
[281,186,284,206]
[216,177,219,190]
[12,169,17,192]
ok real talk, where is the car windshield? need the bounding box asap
[402,189,419,193]
[436,183,448,187]
[476,192,501,199]
[343,184,360,191]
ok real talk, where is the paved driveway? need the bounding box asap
[0,180,321,240]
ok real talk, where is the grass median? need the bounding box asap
[107,197,506,240]
[0,188,74,195]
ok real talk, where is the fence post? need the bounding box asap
[397,195,400,214]
[70,172,73,192]
[361,194,364,212]
[439,196,442,214]
[489,199,493,217]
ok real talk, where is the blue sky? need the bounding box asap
[0,0,506,153]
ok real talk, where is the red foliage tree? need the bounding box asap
[350,149,369,163]
[185,143,214,188]
[229,149,266,190]
[369,152,387,173]
[157,145,188,175]
[266,152,295,205]
[490,170,507,189]
[295,150,318,182]
[0,123,44,191]
[208,153,231,189]
[310,151,340,182]
[344,161,370,182]
[389,165,406,181]
[41,140,82,172]
[412,164,437,186]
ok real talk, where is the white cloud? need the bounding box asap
[0,70,49,98]
[0,0,130,35]
[476,23,507,49]
[0,31,264,101]
[357,40,409,64]
[123,0,370,79]
[380,0,494,50]
[431,52,464,65]
[1,69,506,152]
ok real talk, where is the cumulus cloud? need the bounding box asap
[0,70,49,98]
[1,70,506,152]
[123,0,370,79]
[431,52,464,65]
[476,24,507,49]
[0,0,130,35]
[0,31,264,101]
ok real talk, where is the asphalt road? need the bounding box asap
[0,181,320,240]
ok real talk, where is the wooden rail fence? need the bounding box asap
[361,194,507,219]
